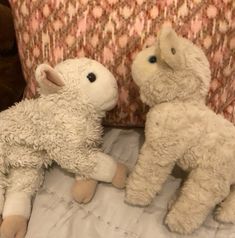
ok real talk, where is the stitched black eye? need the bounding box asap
[87,72,96,83]
[148,56,157,63]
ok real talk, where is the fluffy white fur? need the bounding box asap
[0,58,119,220]
[126,26,235,234]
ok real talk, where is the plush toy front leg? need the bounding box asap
[72,162,129,204]
[126,143,175,206]
[165,168,230,235]
[0,168,44,238]
[89,152,128,189]
[72,152,128,204]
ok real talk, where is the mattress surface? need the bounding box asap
[26,129,235,238]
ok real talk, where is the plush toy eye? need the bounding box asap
[87,72,96,83]
[148,56,157,63]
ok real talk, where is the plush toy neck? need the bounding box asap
[38,89,106,121]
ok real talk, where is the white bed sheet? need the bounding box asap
[25,129,235,238]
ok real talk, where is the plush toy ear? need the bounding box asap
[157,26,185,70]
[35,64,65,95]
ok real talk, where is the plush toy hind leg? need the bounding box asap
[215,185,235,223]
[0,167,44,238]
[126,143,175,206]
[165,168,230,235]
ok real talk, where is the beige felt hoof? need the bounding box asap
[215,206,235,224]
[72,179,98,204]
[112,163,129,189]
[0,215,28,238]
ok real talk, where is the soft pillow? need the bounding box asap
[9,0,235,126]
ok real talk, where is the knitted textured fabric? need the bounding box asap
[9,0,235,126]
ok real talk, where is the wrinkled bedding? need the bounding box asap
[26,129,235,238]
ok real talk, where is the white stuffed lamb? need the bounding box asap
[126,26,235,234]
[0,58,128,238]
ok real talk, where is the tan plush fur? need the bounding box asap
[126,26,235,234]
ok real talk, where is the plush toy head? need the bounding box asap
[35,58,118,111]
[131,26,211,107]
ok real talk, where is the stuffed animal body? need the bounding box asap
[126,26,235,234]
[0,58,127,238]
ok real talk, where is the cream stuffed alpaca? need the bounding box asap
[126,26,235,234]
[0,58,128,238]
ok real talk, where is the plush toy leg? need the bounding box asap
[0,167,44,238]
[84,152,128,189]
[165,169,229,235]
[126,143,174,206]
[215,185,235,223]
[72,178,98,204]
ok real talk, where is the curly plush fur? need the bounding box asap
[126,26,235,234]
[0,58,128,238]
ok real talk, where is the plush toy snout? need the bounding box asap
[131,45,157,88]
[156,26,185,70]
[78,59,118,112]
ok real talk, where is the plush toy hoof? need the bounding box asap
[112,163,129,189]
[0,215,28,238]
[125,188,152,206]
[72,179,98,204]
[165,210,200,235]
[215,206,235,224]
